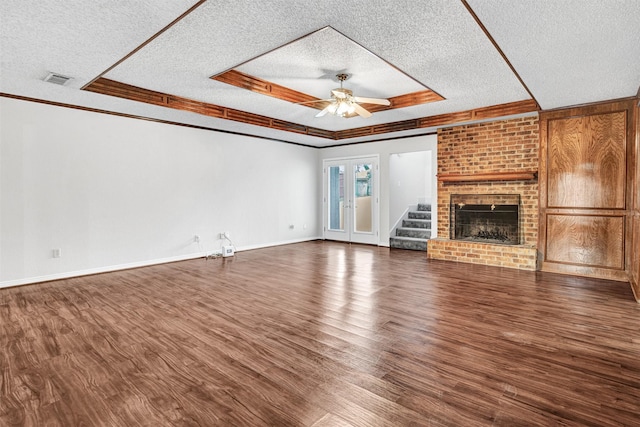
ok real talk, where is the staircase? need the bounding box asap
[390,203,431,251]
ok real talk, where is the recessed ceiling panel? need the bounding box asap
[231,26,429,100]
[98,0,532,135]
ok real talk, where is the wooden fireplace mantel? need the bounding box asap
[437,171,538,183]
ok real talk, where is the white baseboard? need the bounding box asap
[0,237,321,290]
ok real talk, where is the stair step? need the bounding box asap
[396,227,431,239]
[390,236,428,251]
[402,219,431,229]
[408,210,431,220]
[417,203,431,212]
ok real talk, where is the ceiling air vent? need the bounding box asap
[44,72,71,86]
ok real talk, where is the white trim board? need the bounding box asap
[0,237,321,289]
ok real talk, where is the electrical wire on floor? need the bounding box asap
[198,238,218,260]
[203,234,238,261]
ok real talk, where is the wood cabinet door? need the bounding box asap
[539,99,635,282]
[547,112,626,209]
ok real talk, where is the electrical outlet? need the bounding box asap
[194,235,200,243]
[289,224,294,229]
[52,248,61,258]
[220,231,230,239]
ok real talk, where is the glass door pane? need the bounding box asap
[328,165,345,231]
[353,162,373,233]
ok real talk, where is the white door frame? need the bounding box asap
[323,155,380,245]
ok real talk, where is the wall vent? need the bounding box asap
[44,72,71,86]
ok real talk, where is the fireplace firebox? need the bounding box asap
[450,194,520,245]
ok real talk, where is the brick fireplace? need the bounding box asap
[451,193,520,245]
[427,116,539,270]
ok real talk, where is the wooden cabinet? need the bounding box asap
[539,99,636,284]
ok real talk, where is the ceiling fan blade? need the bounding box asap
[315,106,331,117]
[353,103,373,118]
[332,89,348,99]
[295,98,332,105]
[354,96,390,106]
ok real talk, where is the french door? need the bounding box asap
[323,156,379,245]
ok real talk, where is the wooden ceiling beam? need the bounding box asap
[212,70,323,108]
[83,78,538,141]
[211,69,444,115]
[85,78,336,139]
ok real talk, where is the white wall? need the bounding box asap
[0,97,320,287]
[320,135,438,245]
[389,151,432,230]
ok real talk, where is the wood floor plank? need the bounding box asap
[1,241,639,426]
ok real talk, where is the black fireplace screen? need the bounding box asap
[450,194,520,245]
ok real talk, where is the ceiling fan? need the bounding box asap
[308,73,390,118]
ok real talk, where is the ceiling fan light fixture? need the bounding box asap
[336,100,351,116]
[312,73,390,119]
[347,103,356,115]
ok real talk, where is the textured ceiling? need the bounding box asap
[1,0,639,147]
[467,0,640,109]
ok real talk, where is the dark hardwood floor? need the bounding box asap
[1,241,639,426]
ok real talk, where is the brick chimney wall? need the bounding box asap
[428,115,540,269]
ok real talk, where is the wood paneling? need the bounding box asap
[547,111,627,208]
[539,99,636,284]
[83,78,538,141]
[1,241,639,426]
[631,100,640,301]
[632,215,640,299]
[545,214,624,269]
[637,99,640,208]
